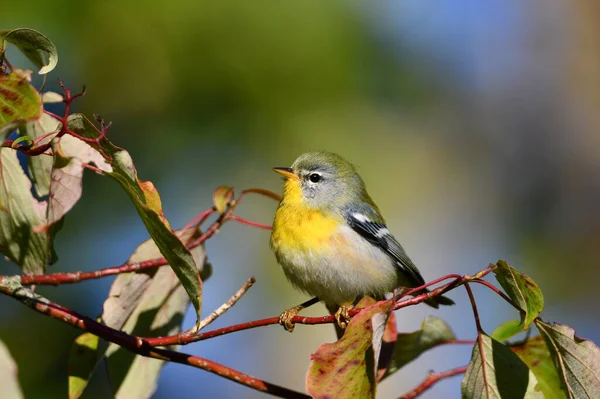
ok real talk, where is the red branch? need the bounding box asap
[19,207,221,286]
[228,215,273,230]
[0,281,309,399]
[144,267,495,347]
[398,366,468,399]
[470,278,524,313]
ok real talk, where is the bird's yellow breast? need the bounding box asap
[270,180,340,252]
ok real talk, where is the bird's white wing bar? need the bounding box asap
[346,212,426,287]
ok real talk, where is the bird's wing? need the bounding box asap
[344,206,426,288]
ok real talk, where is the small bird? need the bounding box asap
[270,151,454,333]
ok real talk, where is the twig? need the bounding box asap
[228,215,273,230]
[145,267,496,346]
[237,188,282,203]
[464,282,483,333]
[470,278,524,313]
[398,366,468,399]
[19,207,221,286]
[196,277,255,331]
[0,279,309,399]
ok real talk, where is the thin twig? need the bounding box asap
[197,277,255,331]
[228,215,273,230]
[464,282,483,333]
[470,278,524,313]
[398,365,468,399]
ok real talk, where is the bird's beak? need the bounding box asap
[273,167,300,181]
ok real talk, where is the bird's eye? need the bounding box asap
[308,173,322,183]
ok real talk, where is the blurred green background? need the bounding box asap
[1,0,599,398]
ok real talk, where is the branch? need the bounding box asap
[145,266,496,346]
[196,277,255,331]
[398,365,468,399]
[228,215,273,230]
[19,207,221,286]
[0,278,309,399]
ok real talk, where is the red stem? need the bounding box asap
[470,278,524,313]
[20,207,219,286]
[464,282,483,333]
[464,282,492,396]
[145,268,495,347]
[228,215,273,230]
[398,366,468,399]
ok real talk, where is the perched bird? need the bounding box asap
[270,151,454,333]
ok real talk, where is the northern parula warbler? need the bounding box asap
[270,151,454,333]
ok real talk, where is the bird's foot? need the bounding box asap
[334,304,354,330]
[279,306,303,332]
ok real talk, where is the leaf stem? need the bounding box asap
[398,365,467,399]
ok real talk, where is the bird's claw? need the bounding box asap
[279,306,302,332]
[334,305,354,330]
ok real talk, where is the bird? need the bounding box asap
[269,151,454,334]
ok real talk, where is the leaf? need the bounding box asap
[493,260,544,332]
[1,28,59,74]
[0,73,42,139]
[492,319,523,343]
[380,316,456,381]
[67,113,203,324]
[19,112,60,197]
[306,298,393,399]
[462,334,543,399]
[68,332,101,399]
[213,185,233,215]
[509,335,567,399]
[0,148,57,274]
[67,228,208,399]
[535,321,600,399]
[0,339,24,399]
[41,91,63,103]
[36,135,112,231]
[105,228,208,399]
[376,310,398,381]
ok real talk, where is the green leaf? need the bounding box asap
[1,28,59,74]
[306,298,393,399]
[105,227,208,398]
[0,73,42,140]
[493,260,544,332]
[380,316,456,381]
[0,339,24,399]
[68,332,101,399]
[19,112,60,197]
[0,149,58,274]
[67,113,203,324]
[509,335,567,399]
[535,321,600,399]
[492,319,523,343]
[462,334,543,398]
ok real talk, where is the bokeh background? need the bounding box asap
[1,0,599,398]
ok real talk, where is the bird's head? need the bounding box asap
[273,151,366,210]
